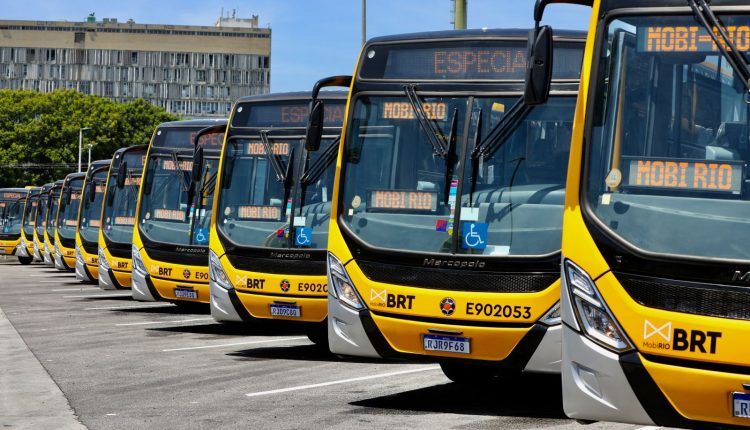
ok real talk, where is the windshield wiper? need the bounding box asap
[688,0,750,93]
[259,130,290,183]
[466,98,531,205]
[443,108,459,204]
[297,136,340,212]
[169,150,191,192]
[403,84,449,158]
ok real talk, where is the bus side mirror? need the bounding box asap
[524,25,554,106]
[305,100,325,152]
[89,185,97,203]
[117,162,127,189]
[192,146,204,183]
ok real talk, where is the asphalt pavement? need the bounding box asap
[0,257,651,430]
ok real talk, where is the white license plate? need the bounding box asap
[270,304,301,318]
[174,288,197,299]
[423,334,470,354]
[733,392,750,418]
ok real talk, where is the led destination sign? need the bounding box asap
[1,192,22,199]
[382,102,447,120]
[623,157,743,194]
[237,205,282,220]
[232,101,346,128]
[368,190,438,212]
[638,24,750,53]
[246,142,290,156]
[360,40,583,80]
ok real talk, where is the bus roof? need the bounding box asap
[366,28,586,45]
[157,118,228,128]
[64,172,86,182]
[0,188,29,194]
[112,144,147,157]
[235,91,348,105]
[601,0,744,10]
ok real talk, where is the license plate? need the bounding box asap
[733,392,750,418]
[174,288,197,299]
[270,304,301,318]
[423,334,471,354]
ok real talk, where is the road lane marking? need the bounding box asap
[244,366,441,397]
[162,336,308,352]
[116,318,213,327]
[85,304,170,311]
[63,293,132,298]
[40,280,69,283]
[52,288,100,292]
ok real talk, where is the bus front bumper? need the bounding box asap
[33,242,42,261]
[16,242,29,258]
[131,269,159,301]
[210,281,326,324]
[53,249,66,270]
[99,267,130,290]
[328,294,560,372]
[75,255,95,282]
[43,243,54,265]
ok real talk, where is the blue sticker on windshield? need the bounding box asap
[295,227,312,247]
[461,222,487,250]
[194,228,209,245]
[2,225,9,233]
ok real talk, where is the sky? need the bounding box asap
[2,0,593,93]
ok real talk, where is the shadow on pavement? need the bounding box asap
[227,343,390,364]
[147,321,306,337]
[75,295,134,301]
[350,373,566,419]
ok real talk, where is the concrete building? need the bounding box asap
[0,14,271,117]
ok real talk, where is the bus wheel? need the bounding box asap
[306,326,328,349]
[439,362,513,384]
[17,256,33,265]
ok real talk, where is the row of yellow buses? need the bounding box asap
[3,2,748,425]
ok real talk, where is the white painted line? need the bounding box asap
[85,304,170,311]
[635,427,661,430]
[39,280,71,283]
[116,318,213,327]
[63,293,132,299]
[52,288,100,292]
[245,366,441,398]
[162,336,309,352]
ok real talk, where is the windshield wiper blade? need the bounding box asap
[688,0,750,92]
[169,150,190,192]
[472,97,530,161]
[300,136,340,186]
[259,130,289,183]
[442,108,459,205]
[403,84,449,158]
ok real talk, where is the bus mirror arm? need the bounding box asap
[533,0,592,22]
[306,75,352,152]
[116,161,127,189]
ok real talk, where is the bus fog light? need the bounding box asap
[209,249,233,290]
[540,301,561,325]
[565,260,632,352]
[328,252,365,310]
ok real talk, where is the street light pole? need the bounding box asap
[361,0,366,46]
[78,127,90,173]
[87,144,93,170]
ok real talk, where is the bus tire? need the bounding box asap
[17,255,33,265]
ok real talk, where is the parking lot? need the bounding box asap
[0,258,649,430]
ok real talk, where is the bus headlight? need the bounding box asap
[564,260,632,352]
[208,249,232,291]
[131,245,147,275]
[327,252,365,310]
[540,301,561,325]
[98,248,110,271]
[75,243,84,264]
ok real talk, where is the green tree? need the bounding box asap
[0,89,181,187]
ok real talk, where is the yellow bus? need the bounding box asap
[53,173,85,271]
[75,160,111,283]
[306,28,585,380]
[44,179,64,267]
[528,0,750,427]
[19,187,41,263]
[208,92,346,344]
[0,188,31,263]
[98,145,147,289]
[131,119,226,305]
[34,182,54,265]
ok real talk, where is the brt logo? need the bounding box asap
[370,289,415,310]
[642,320,721,354]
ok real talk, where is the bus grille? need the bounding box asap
[227,254,326,276]
[617,273,750,321]
[357,261,556,293]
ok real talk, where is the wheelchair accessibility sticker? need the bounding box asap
[194,228,209,245]
[295,227,312,247]
[461,222,487,250]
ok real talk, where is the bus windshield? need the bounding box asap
[216,99,345,250]
[57,179,83,240]
[23,195,38,237]
[1,198,24,235]
[102,152,145,244]
[79,170,107,243]
[35,194,48,238]
[341,94,576,255]
[138,127,223,247]
[46,188,61,240]
[587,15,750,260]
